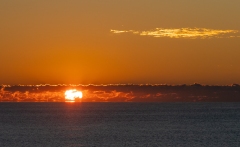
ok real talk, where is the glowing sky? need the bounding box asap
[1,0,240,85]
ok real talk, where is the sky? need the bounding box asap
[1,0,240,85]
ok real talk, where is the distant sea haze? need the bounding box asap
[1,84,240,102]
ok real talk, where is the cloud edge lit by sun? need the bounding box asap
[110,28,239,39]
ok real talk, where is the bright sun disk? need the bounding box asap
[65,89,83,102]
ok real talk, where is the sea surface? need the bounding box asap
[0,102,240,147]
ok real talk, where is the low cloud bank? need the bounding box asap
[0,84,240,102]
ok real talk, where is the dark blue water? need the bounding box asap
[0,102,240,147]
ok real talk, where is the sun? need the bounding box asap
[65,89,83,102]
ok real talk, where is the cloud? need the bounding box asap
[110,28,239,39]
[1,84,240,102]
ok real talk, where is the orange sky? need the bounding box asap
[1,0,240,85]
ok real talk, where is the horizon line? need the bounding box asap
[1,83,240,87]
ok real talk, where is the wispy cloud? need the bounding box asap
[110,28,239,39]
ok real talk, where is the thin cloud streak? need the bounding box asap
[110,28,239,39]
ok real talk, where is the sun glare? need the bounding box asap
[65,89,83,102]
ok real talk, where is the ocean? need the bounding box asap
[0,102,240,147]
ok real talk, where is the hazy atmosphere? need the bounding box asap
[1,2,240,146]
[1,0,240,85]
